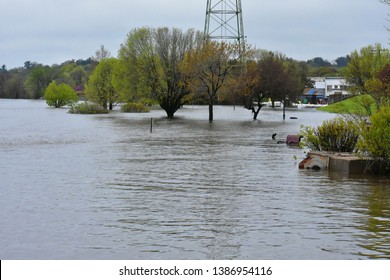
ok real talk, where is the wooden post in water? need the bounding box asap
[150,118,153,133]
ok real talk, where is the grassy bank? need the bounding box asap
[318,95,377,115]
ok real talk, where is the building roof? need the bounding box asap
[302,88,325,97]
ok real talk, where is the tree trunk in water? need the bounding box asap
[253,104,262,120]
[164,106,175,119]
[166,111,174,119]
[109,103,113,110]
[209,103,213,122]
[253,110,259,120]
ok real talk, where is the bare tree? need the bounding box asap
[94,45,112,62]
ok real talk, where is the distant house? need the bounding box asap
[301,87,325,105]
[302,77,350,104]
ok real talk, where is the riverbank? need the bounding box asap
[317,95,377,114]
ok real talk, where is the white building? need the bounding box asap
[311,77,350,98]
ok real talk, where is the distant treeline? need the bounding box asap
[0,58,97,99]
[0,55,348,100]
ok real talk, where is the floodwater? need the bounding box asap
[0,99,389,260]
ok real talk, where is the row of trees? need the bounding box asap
[0,59,97,99]
[2,26,389,121]
[82,27,312,121]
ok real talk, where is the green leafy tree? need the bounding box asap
[24,61,33,70]
[24,65,61,99]
[118,27,153,103]
[335,56,349,68]
[345,44,390,96]
[85,58,120,110]
[69,65,87,89]
[119,27,202,118]
[0,66,29,99]
[300,117,360,152]
[307,57,332,67]
[357,106,390,175]
[364,63,390,110]
[3,74,28,99]
[44,81,78,108]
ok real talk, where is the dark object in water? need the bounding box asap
[287,135,303,146]
[272,133,285,144]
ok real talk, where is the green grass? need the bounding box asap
[318,95,377,115]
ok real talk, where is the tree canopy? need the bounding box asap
[44,81,78,108]
[181,40,241,121]
[119,27,203,118]
[345,43,390,95]
[85,58,120,110]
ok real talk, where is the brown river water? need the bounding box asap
[0,99,389,259]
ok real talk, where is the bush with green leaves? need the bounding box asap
[121,102,150,113]
[69,102,108,114]
[300,117,360,152]
[44,81,78,108]
[357,106,390,174]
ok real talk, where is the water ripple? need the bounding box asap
[0,100,389,259]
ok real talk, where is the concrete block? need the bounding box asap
[299,152,373,174]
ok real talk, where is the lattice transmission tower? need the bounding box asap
[204,0,245,50]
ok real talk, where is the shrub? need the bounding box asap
[121,102,150,113]
[44,81,78,108]
[300,117,360,152]
[357,107,390,175]
[69,102,108,114]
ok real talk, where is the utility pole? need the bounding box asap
[204,0,245,52]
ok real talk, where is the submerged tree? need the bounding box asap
[182,40,241,121]
[119,27,202,118]
[231,60,263,120]
[44,81,78,108]
[85,58,120,110]
[234,50,308,120]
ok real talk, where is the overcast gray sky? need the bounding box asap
[1,0,388,68]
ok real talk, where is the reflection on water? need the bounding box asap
[356,184,390,258]
[0,99,389,259]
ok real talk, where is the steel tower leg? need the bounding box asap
[204,0,245,50]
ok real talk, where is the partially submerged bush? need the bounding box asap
[357,106,390,175]
[121,102,150,113]
[69,102,108,114]
[44,81,78,108]
[300,117,359,152]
